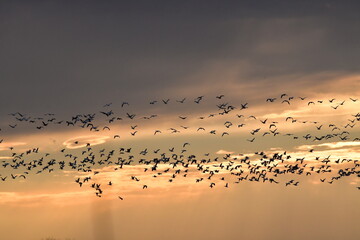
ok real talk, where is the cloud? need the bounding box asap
[1,0,360,119]
[63,135,110,149]
[216,150,234,155]
[0,141,26,151]
[319,142,360,149]
[297,141,360,150]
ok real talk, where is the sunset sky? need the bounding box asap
[0,1,359,240]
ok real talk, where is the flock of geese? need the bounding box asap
[0,94,359,200]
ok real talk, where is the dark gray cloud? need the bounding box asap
[0,0,359,117]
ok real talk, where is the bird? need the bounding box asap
[126,113,136,119]
[183,143,190,148]
[221,132,229,137]
[2,92,359,202]
[240,103,248,109]
[176,98,186,103]
[260,119,268,124]
[349,98,358,102]
[121,102,129,107]
[316,125,323,130]
[100,111,113,117]
[194,96,204,104]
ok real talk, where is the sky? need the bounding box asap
[0,1,359,240]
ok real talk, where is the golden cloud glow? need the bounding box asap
[0,142,26,151]
[216,149,234,154]
[63,135,110,149]
[297,141,360,150]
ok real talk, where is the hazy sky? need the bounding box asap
[0,1,359,240]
